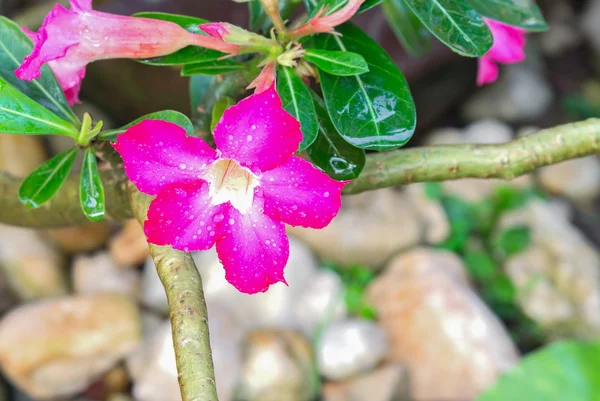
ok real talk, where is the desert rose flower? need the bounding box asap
[477,19,527,86]
[15,0,240,104]
[113,87,347,294]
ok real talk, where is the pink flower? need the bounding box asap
[478,19,527,86]
[15,0,240,104]
[247,62,276,94]
[288,0,365,39]
[112,87,347,294]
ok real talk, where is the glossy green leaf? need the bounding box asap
[469,0,548,32]
[211,96,236,131]
[478,341,600,401]
[79,148,105,222]
[307,94,365,180]
[304,49,369,76]
[99,110,194,141]
[134,12,225,65]
[316,23,416,151]
[402,0,492,57]
[0,17,78,124]
[181,60,246,76]
[382,0,432,56]
[0,78,78,136]
[276,66,318,151]
[492,225,531,258]
[19,147,78,208]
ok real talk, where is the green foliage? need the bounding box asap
[469,0,548,31]
[307,94,366,180]
[431,183,544,350]
[277,65,319,151]
[18,147,79,208]
[0,78,78,137]
[325,262,378,320]
[0,17,78,124]
[382,0,432,57]
[80,148,105,222]
[181,60,247,76]
[303,49,369,76]
[315,23,416,151]
[210,97,236,131]
[99,111,195,142]
[477,341,600,401]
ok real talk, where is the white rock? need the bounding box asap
[463,119,513,144]
[323,364,409,401]
[318,319,388,380]
[0,294,140,400]
[538,156,600,203]
[141,256,169,315]
[73,252,141,299]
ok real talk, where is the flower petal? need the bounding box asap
[486,20,526,63]
[477,56,499,86]
[15,4,79,81]
[260,156,347,229]
[113,119,217,196]
[70,0,92,11]
[145,181,226,252]
[215,198,289,294]
[213,86,302,173]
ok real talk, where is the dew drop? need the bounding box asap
[324,191,330,197]
[213,214,224,223]
[179,163,187,170]
[228,218,235,225]
[247,135,253,141]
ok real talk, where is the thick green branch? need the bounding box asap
[130,188,219,401]
[0,170,131,228]
[2,119,600,227]
[345,118,600,194]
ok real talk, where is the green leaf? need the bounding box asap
[79,148,105,222]
[133,12,225,66]
[0,17,78,124]
[99,110,194,141]
[0,78,79,136]
[276,66,318,151]
[211,96,236,132]
[438,195,475,252]
[478,341,600,401]
[382,0,432,57]
[469,0,548,32]
[304,49,369,76]
[464,250,497,282]
[402,0,492,57]
[189,75,215,120]
[315,23,416,151]
[307,94,365,180]
[493,225,531,258]
[181,60,246,76]
[19,147,78,208]
[305,0,383,15]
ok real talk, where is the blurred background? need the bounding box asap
[1,0,600,400]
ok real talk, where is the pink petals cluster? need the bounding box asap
[477,19,527,86]
[15,0,240,105]
[113,88,346,294]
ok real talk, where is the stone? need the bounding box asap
[0,135,47,177]
[366,248,519,401]
[463,119,513,144]
[109,220,150,267]
[289,189,422,269]
[538,156,600,203]
[582,0,600,56]
[501,200,600,338]
[129,306,243,401]
[0,224,67,300]
[405,184,449,244]
[234,329,319,401]
[0,294,141,399]
[462,64,553,123]
[323,364,410,401]
[317,319,388,380]
[73,252,141,300]
[43,224,111,254]
[540,1,580,56]
[141,256,168,315]
[83,366,130,400]
[423,127,464,145]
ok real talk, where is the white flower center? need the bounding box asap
[203,158,259,214]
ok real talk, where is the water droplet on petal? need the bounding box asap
[213,214,224,223]
[324,192,330,197]
[179,163,187,170]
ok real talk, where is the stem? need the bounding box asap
[130,187,219,401]
[260,0,287,33]
[0,170,131,228]
[2,119,600,227]
[344,118,600,194]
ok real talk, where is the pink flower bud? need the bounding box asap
[15,0,240,104]
[288,0,365,39]
[200,22,276,52]
[247,62,276,94]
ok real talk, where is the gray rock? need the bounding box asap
[317,319,388,380]
[234,329,319,401]
[582,0,600,56]
[141,256,169,315]
[463,64,553,122]
[323,364,410,401]
[538,156,600,203]
[73,252,141,300]
[366,248,519,401]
